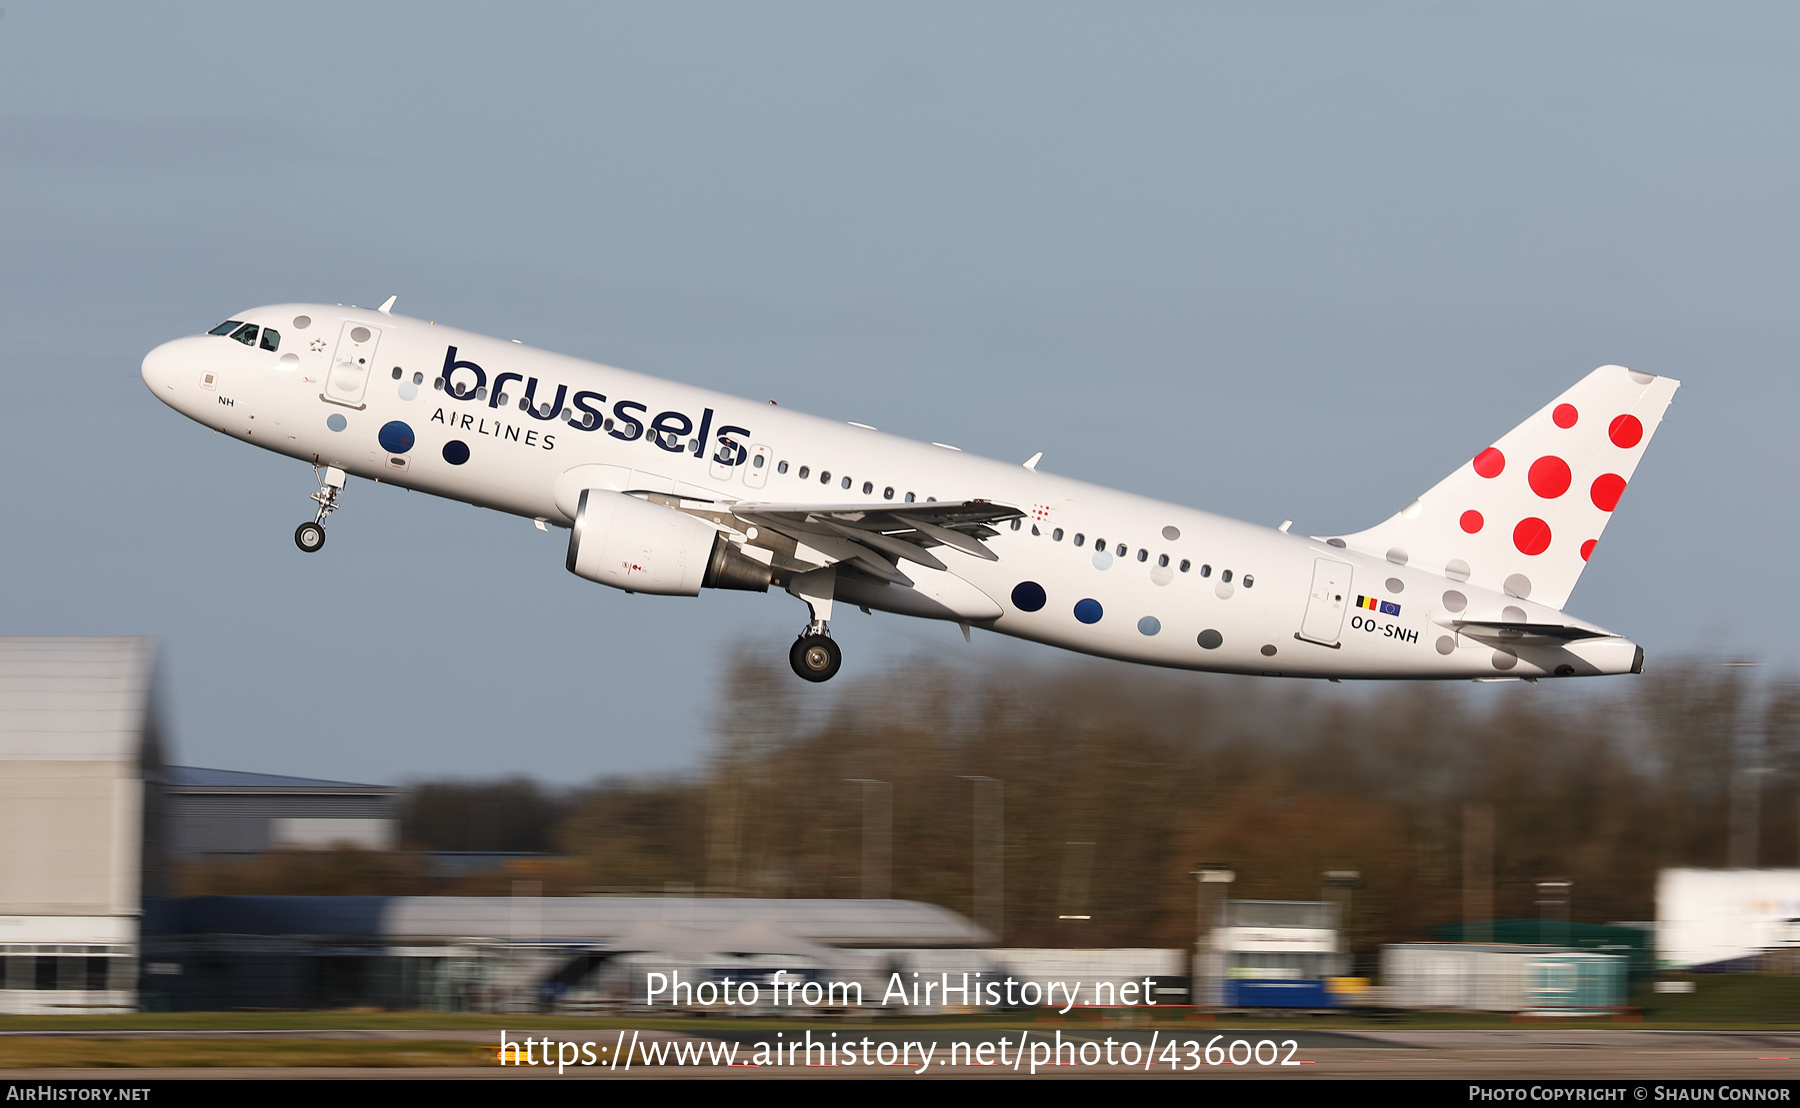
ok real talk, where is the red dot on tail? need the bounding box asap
[1580,539,1597,562]
[1513,517,1552,555]
[1553,403,1578,428]
[1609,414,1643,448]
[1528,455,1572,499]
[1473,447,1505,478]
[1460,510,1484,534]
[1590,473,1627,512]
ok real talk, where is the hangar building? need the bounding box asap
[167,766,397,857]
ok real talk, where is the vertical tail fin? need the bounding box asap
[1335,365,1679,610]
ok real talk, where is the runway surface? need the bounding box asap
[4,1027,1800,1079]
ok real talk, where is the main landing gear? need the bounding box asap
[786,566,842,682]
[295,464,346,553]
[790,626,842,683]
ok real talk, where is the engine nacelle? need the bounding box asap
[565,489,770,596]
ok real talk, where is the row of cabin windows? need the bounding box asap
[208,320,280,351]
[1005,519,1253,587]
[201,323,1244,584]
[772,460,932,504]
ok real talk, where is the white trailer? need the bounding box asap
[1656,868,1800,970]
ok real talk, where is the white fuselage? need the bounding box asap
[141,304,1641,680]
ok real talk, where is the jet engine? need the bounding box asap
[566,488,770,596]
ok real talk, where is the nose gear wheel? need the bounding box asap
[295,464,346,554]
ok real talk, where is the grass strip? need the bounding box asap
[0,1038,491,1069]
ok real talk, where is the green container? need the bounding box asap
[1525,951,1627,1013]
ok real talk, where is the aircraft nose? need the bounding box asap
[141,336,203,404]
[141,340,177,394]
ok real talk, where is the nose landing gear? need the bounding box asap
[295,464,347,553]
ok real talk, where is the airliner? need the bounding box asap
[140,299,1677,683]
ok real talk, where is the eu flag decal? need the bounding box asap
[1379,600,1402,617]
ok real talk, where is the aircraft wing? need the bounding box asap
[1449,621,1613,647]
[728,499,1026,586]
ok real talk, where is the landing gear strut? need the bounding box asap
[295,465,346,553]
[786,566,841,682]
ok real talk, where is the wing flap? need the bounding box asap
[728,499,1022,579]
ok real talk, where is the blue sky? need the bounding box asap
[1,2,1794,781]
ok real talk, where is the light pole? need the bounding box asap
[961,776,1003,943]
[1190,863,1235,1009]
[1057,840,1095,922]
[846,779,892,900]
[1322,870,1361,974]
[1536,879,1572,946]
[1731,766,1772,869]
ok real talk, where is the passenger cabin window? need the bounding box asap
[798,466,810,479]
[229,323,259,346]
[1179,559,1191,572]
[820,470,831,484]
[1200,564,1212,577]
[1052,528,1064,541]
[1221,569,1233,583]
[862,481,873,495]
[259,328,280,352]
[209,320,243,336]
[1073,533,1085,546]
[778,461,789,474]
[1010,519,1022,531]
[883,486,894,500]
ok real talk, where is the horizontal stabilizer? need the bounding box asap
[1450,620,1613,647]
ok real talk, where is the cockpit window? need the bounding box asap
[259,328,280,352]
[209,320,243,336]
[229,323,259,346]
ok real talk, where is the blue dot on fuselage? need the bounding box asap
[1138,616,1161,636]
[326,413,347,432]
[442,439,470,465]
[1074,598,1103,624]
[378,420,415,454]
[1011,581,1047,612]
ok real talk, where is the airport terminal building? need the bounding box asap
[0,637,167,1014]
